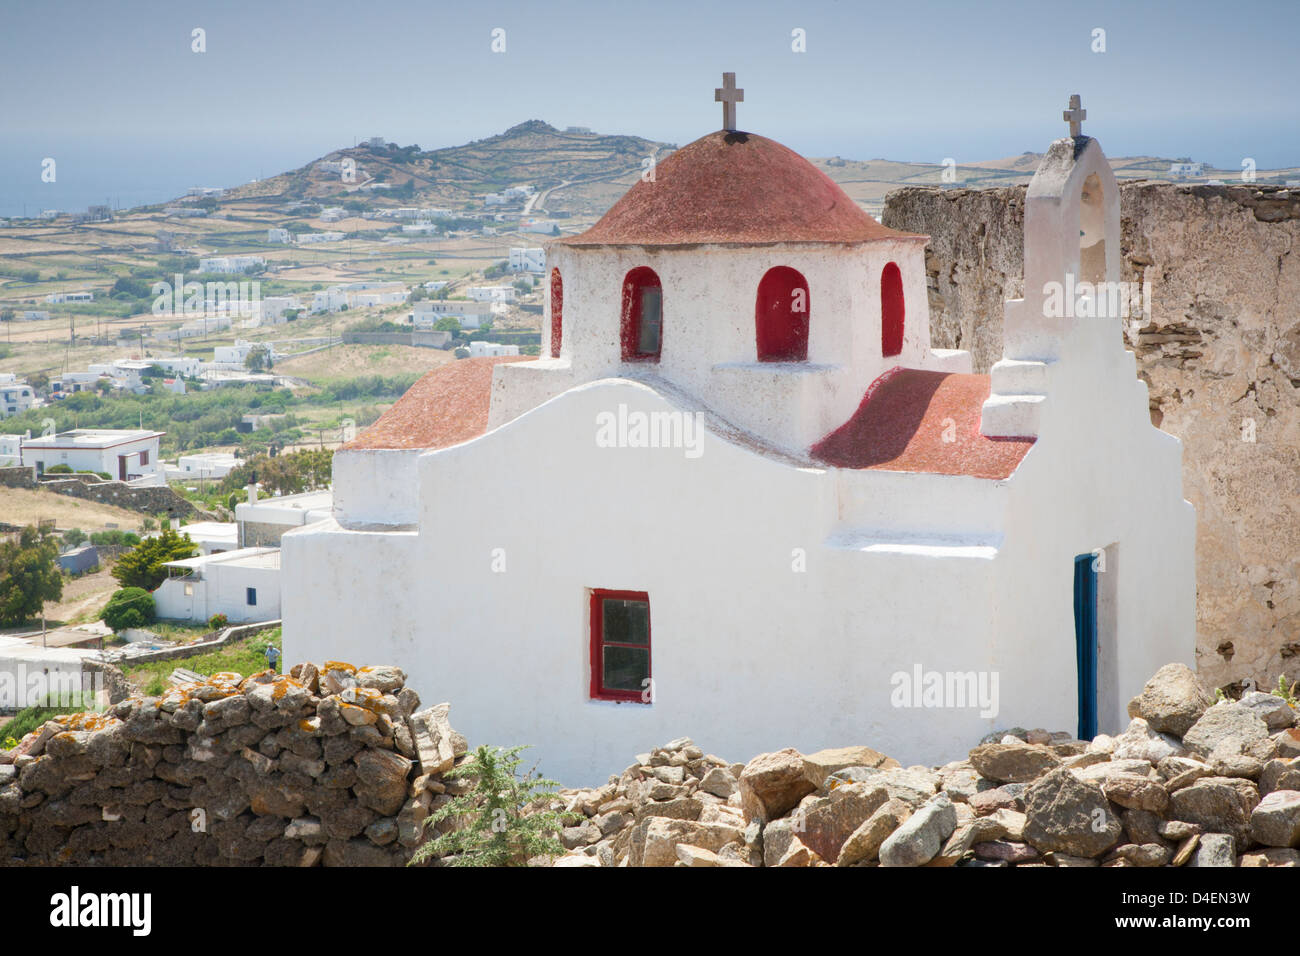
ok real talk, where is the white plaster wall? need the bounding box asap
[284,365,1192,784]
[155,564,280,624]
[332,449,422,527]
[494,239,949,454]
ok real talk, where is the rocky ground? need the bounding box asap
[549,664,1300,867]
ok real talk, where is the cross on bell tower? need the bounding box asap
[1063,93,1087,138]
[715,72,744,131]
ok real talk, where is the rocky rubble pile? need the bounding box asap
[0,662,468,866]
[550,665,1300,867]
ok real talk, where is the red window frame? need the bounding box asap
[619,267,662,362]
[589,588,652,703]
[755,265,811,362]
[881,261,905,357]
[549,267,563,358]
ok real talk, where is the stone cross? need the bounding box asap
[715,72,744,131]
[1063,94,1087,138]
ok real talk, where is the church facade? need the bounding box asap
[282,87,1195,785]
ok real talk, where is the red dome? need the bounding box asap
[556,130,923,247]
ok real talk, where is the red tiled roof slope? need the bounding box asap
[342,356,528,451]
[556,131,925,247]
[811,368,1035,479]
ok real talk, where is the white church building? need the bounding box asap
[283,83,1195,786]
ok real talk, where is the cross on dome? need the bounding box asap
[1063,94,1087,138]
[715,72,744,131]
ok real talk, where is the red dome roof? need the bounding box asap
[556,130,923,247]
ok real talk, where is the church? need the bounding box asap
[282,79,1196,786]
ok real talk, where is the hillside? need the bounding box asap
[221,120,676,218]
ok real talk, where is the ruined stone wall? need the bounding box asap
[0,663,466,866]
[883,182,1300,690]
[0,466,37,489]
[39,477,216,521]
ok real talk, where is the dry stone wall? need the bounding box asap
[0,662,467,866]
[551,665,1300,867]
[882,182,1300,690]
[39,476,217,521]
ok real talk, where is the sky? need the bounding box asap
[1,0,1297,217]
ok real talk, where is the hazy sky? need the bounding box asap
[2,0,1297,216]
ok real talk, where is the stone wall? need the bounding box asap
[551,665,1300,868]
[0,466,36,489]
[0,663,466,866]
[39,477,216,521]
[882,182,1300,690]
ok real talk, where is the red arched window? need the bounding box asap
[620,267,662,361]
[755,266,810,361]
[549,267,563,358]
[881,262,905,358]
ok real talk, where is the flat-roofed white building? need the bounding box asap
[198,256,265,274]
[0,378,36,418]
[153,547,281,623]
[468,285,516,303]
[172,520,239,555]
[166,451,243,483]
[509,247,546,273]
[467,341,520,358]
[267,228,292,243]
[21,428,164,481]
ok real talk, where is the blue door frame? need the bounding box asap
[1073,554,1099,740]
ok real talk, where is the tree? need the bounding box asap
[434,317,461,333]
[0,527,63,627]
[245,347,271,372]
[101,587,155,631]
[62,528,86,548]
[111,529,197,591]
[408,745,577,867]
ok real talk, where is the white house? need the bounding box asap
[151,356,202,378]
[510,247,546,273]
[153,547,281,624]
[412,299,493,329]
[467,341,520,358]
[467,285,516,303]
[173,521,239,555]
[1168,162,1204,179]
[297,232,345,244]
[0,376,36,418]
[212,340,275,366]
[282,92,1195,786]
[236,486,332,548]
[199,256,265,274]
[319,207,346,222]
[22,428,164,481]
[166,451,243,483]
[253,296,302,324]
[267,228,292,243]
[20,311,50,322]
[0,433,24,466]
[45,292,94,303]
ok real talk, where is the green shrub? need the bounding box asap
[45,464,73,474]
[102,587,156,631]
[208,613,228,630]
[409,744,578,867]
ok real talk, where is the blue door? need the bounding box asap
[1073,554,1098,739]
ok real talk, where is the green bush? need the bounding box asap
[102,587,156,631]
[208,613,228,630]
[45,464,73,474]
[409,745,577,867]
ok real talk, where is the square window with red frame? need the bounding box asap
[590,589,651,702]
